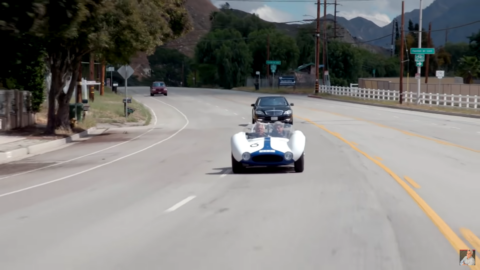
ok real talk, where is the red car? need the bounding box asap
[150,81,168,96]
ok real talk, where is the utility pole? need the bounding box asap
[76,61,82,104]
[416,0,423,104]
[323,0,327,85]
[391,20,395,57]
[399,1,405,104]
[334,0,337,39]
[445,26,449,45]
[315,0,320,93]
[425,22,432,84]
[100,59,105,96]
[89,53,94,102]
[267,34,270,86]
[182,62,184,86]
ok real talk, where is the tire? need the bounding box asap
[294,153,304,172]
[164,93,167,96]
[150,93,154,96]
[231,154,244,174]
[252,118,255,124]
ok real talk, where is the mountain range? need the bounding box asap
[330,0,479,48]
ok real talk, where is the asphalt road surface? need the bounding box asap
[0,87,479,270]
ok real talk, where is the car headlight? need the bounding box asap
[284,152,293,160]
[242,152,251,161]
[255,110,264,115]
[283,110,292,115]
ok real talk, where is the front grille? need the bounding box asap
[252,154,283,163]
[265,110,283,116]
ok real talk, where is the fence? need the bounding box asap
[0,90,35,131]
[320,85,480,109]
[358,77,480,96]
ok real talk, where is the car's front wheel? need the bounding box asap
[231,154,244,173]
[164,93,167,96]
[294,153,304,172]
[150,93,154,96]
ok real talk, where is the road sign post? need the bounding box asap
[436,70,444,94]
[117,65,134,118]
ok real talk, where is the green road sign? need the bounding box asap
[416,62,423,67]
[415,54,425,62]
[410,48,435,54]
[270,64,277,73]
[266,60,281,65]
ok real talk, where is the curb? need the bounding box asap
[307,95,480,119]
[0,127,99,164]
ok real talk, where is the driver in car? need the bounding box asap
[271,122,286,137]
[252,123,267,138]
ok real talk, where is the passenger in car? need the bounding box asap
[271,122,286,137]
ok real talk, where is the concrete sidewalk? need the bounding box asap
[0,127,105,164]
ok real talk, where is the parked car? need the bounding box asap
[151,81,168,96]
[251,96,294,124]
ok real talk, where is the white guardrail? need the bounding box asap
[320,85,480,109]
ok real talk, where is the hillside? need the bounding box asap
[335,0,479,48]
[129,0,218,79]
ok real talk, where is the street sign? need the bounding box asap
[410,48,435,54]
[436,70,445,79]
[106,67,115,72]
[266,60,281,65]
[415,73,420,79]
[416,62,423,67]
[270,64,277,73]
[117,65,134,80]
[415,54,425,62]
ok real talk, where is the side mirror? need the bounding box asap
[290,103,294,106]
[251,104,255,107]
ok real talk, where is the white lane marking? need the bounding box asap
[233,113,237,115]
[477,132,480,134]
[0,99,158,181]
[242,117,245,119]
[165,196,196,212]
[220,169,230,178]
[449,126,460,129]
[0,98,188,199]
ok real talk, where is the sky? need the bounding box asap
[210,0,435,27]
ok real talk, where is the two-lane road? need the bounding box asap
[0,87,478,270]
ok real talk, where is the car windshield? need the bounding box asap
[153,82,165,87]
[258,97,288,106]
[244,122,294,139]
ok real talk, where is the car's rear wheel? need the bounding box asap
[150,93,154,96]
[231,154,244,174]
[164,93,167,96]
[294,153,304,172]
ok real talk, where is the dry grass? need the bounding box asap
[234,86,315,95]
[315,93,480,116]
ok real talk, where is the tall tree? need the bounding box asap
[28,0,191,133]
[148,47,192,86]
[295,25,316,66]
[195,28,252,89]
[457,56,480,84]
[248,29,299,76]
[468,30,480,59]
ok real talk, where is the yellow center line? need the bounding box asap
[374,156,383,161]
[306,107,480,154]
[296,115,472,262]
[461,228,480,270]
[404,176,421,189]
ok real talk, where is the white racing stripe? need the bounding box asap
[0,96,158,181]
[0,97,189,199]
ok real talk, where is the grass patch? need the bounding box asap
[315,93,480,116]
[234,86,315,95]
[83,88,151,126]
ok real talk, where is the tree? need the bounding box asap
[210,10,274,39]
[248,29,299,76]
[148,47,192,86]
[467,30,480,59]
[26,0,191,133]
[444,42,472,74]
[325,40,362,86]
[295,25,316,66]
[195,29,252,89]
[457,56,480,84]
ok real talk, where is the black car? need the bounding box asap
[251,96,294,124]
